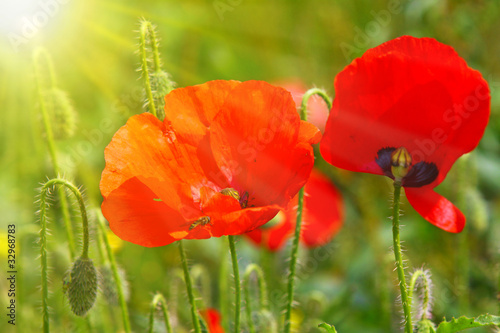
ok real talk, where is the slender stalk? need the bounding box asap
[455,156,469,313]
[408,269,432,320]
[284,88,329,333]
[39,178,91,332]
[243,264,269,333]
[178,240,202,333]
[219,242,230,331]
[228,235,241,333]
[95,210,131,333]
[283,186,305,333]
[300,87,333,117]
[392,182,412,333]
[33,48,76,259]
[139,20,161,118]
[148,293,173,333]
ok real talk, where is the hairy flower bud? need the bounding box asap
[42,88,77,140]
[150,70,175,121]
[66,257,98,316]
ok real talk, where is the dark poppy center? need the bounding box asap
[375,147,438,187]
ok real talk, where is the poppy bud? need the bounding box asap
[42,88,77,140]
[391,147,412,181]
[66,257,98,316]
[220,187,241,201]
[149,70,175,121]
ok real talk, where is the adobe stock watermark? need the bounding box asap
[339,0,403,62]
[213,0,243,21]
[410,83,490,163]
[8,0,72,53]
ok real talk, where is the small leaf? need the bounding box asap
[436,314,500,333]
[318,322,338,333]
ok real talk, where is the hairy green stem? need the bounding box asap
[95,210,131,333]
[243,264,269,333]
[284,88,329,333]
[219,243,230,331]
[33,48,76,259]
[148,293,173,333]
[228,235,241,333]
[300,87,333,119]
[178,240,202,333]
[409,269,432,320]
[392,182,412,333]
[39,178,91,332]
[139,19,162,118]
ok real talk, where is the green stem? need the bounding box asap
[148,293,173,333]
[38,178,91,332]
[243,264,269,333]
[219,242,230,331]
[392,182,412,333]
[408,269,432,320]
[300,87,333,119]
[178,240,202,333]
[95,210,131,333]
[228,235,241,333]
[190,264,211,310]
[455,156,469,314]
[33,48,76,259]
[283,186,305,333]
[283,88,327,333]
[139,19,162,118]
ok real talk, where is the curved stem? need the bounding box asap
[139,19,161,118]
[95,210,131,333]
[284,88,325,333]
[408,269,432,320]
[300,87,333,119]
[33,49,76,259]
[38,178,91,332]
[392,182,412,333]
[178,240,202,333]
[148,293,173,333]
[243,264,269,333]
[228,235,241,333]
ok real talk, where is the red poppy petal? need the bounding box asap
[321,36,490,188]
[298,120,322,144]
[102,177,187,247]
[245,212,293,251]
[163,80,241,146]
[300,171,344,247]
[210,80,318,208]
[100,112,225,210]
[201,308,225,333]
[405,187,465,233]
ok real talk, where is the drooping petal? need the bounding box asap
[244,212,293,251]
[210,80,320,209]
[405,187,465,233]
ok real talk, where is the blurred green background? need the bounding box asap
[1,0,499,332]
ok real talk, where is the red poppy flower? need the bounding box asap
[100,80,320,247]
[245,170,343,250]
[201,308,225,333]
[320,36,490,232]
